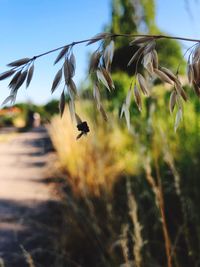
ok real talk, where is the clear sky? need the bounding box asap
[0,0,200,104]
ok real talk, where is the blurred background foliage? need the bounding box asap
[0,99,59,129]
[109,0,185,76]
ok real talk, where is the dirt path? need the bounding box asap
[0,128,62,267]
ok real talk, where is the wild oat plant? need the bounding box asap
[1,32,200,132]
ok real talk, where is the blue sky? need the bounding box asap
[0,0,200,104]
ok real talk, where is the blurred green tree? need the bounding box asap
[103,0,185,111]
[110,0,184,74]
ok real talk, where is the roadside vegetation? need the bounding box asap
[1,1,200,266]
[48,92,200,266]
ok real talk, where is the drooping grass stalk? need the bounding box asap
[155,157,173,267]
[160,134,185,266]
[161,135,196,265]
[126,178,144,267]
[22,33,200,63]
[144,158,172,267]
[20,246,36,267]
[120,224,131,267]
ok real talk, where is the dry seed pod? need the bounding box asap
[87,32,111,45]
[129,36,154,46]
[192,81,200,97]
[26,64,34,88]
[154,69,173,84]
[151,50,158,69]
[120,103,131,130]
[54,46,69,65]
[59,90,65,117]
[8,71,22,89]
[174,108,182,132]
[121,87,133,130]
[103,40,115,70]
[127,46,144,67]
[125,87,132,107]
[192,44,200,61]
[175,93,183,110]
[89,51,101,73]
[120,103,125,118]
[133,85,142,111]
[63,58,70,85]
[2,94,16,106]
[169,90,177,114]
[187,63,194,84]
[144,41,156,55]
[7,58,30,67]
[142,53,154,74]
[12,70,28,92]
[174,81,188,101]
[137,73,149,96]
[68,78,77,96]
[109,40,115,62]
[192,62,200,82]
[0,70,15,81]
[67,86,75,101]
[93,83,101,110]
[160,67,177,83]
[97,68,114,91]
[63,56,75,85]
[69,52,76,76]
[146,63,154,75]
[124,107,130,130]
[68,99,75,121]
[51,69,62,93]
[143,53,152,67]
[101,68,115,90]
[97,69,110,91]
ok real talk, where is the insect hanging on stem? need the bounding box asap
[75,113,90,139]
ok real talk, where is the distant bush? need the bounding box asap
[0,115,14,127]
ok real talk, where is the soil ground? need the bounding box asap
[0,127,63,267]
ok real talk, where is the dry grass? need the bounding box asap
[47,99,200,266]
[48,104,139,196]
[20,245,35,267]
[126,178,144,267]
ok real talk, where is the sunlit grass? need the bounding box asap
[48,103,140,196]
[48,94,200,266]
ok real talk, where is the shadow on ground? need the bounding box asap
[0,127,65,267]
[0,199,64,267]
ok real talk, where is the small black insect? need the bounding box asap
[75,113,90,139]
